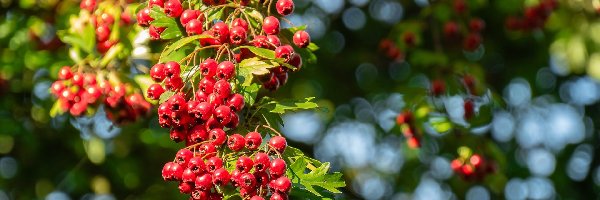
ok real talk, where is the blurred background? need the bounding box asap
[3,0,600,199]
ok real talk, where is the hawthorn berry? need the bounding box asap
[276,0,294,16]
[96,24,110,42]
[80,0,96,11]
[200,143,217,158]
[175,149,194,166]
[212,168,231,186]
[149,25,166,40]
[195,173,213,191]
[263,16,280,35]
[137,7,153,27]
[275,45,294,63]
[227,93,245,112]
[189,124,209,142]
[164,61,181,77]
[164,76,184,91]
[227,134,246,151]
[206,157,223,172]
[267,35,281,48]
[200,58,218,77]
[236,156,254,173]
[180,9,201,26]
[150,63,166,82]
[269,136,287,153]
[269,158,286,178]
[209,128,227,146]
[186,19,203,36]
[230,26,247,45]
[216,61,235,80]
[213,105,232,125]
[239,173,257,190]
[212,22,230,44]
[270,193,288,200]
[253,153,270,172]
[188,156,206,174]
[245,132,263,150]
[58,66,73,80]
[148,0,164,8]
[164,0,183,18]
[271,176,291,193]
[292,30,310,48]
[231,18,249,32]
[182,168,197,183]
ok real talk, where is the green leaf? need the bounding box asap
[269,97,320,114]
[284,147,345,197]
[159,91,175,104]
[159,44,195,63]
[150,7,183,39]
[237,46,275,59]
[239,83,260,106]
[237,57,279,86]
[160,34,209,60]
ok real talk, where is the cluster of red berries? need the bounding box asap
[378,39,404,61]
[442,18,485,51]
[137,0,308,91]
[450,153,495,180]
[396,111,421,149]
[50,66,150,123]
[161,133,291,199]
[80,0,134,54]
[137,0,311,198]
[505,0,558,31]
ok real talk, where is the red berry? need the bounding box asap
[250,196,265,200]
[150,63,166,82]
[230,169,242,187]
[213,80,231,99]
[269,158,286,178]
[267,35,281,48]
[431,80,445,96]
[175,149,194,166]
[227,134,246,151]
[71,73,84,86]
[200,143,217,158]
[164,61,181,78]
[162,162,175,181]
[263,74,280,91]
[269,136,287,153]
[180,9,202,26]
[200,58,218,78]
[254,171,269,187]
[396,111,412,124]
[289,53,303,71]
[232,18,249,32]
[271,176,291,194]
[227,93,245,112]
[182,168,197,183]
[149,0,164,8]
[443,21,459,38]
[191,189,210,200]
[137,7,153,27]
[253,153,270,172]
[252,35,269,48]
[179,181,194,194]
[245,132,263,150]
[240,187,256,199]
[463,33,482,51]
[164,76,184,91]
[209,128,227,146]
[149,25,166,40]
[170,128,186,142]
[195,173,213,191]
[50,81,65,96]
[169,162,185,181]
[213,105,232,125]
[212,168,230,186]
[186,19,204,36]
[226,113,240,129]
[69,102,87,116]
[188,125,208,144]
[263,16,280,35]
[464,99,475,119]
[198,77,216,94]
[206,157,223,173]
[230,26,247,45]
[188,156,206,174]
[276,0,294,16]
[147,84,165,100]
[80,0,96,11]
[96,24,110,42]
[275,45,294,63]
[216,61,235,80]
[164,0,183,18]
[293,30,310,48]
[58,66,73,80]
[190,101,213,121]
[239,173,257,190]
[212,22,230,44]
[270,193,288,200]
[236,156,254,173]
[469,18,485,32]
[207,93,224,109]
